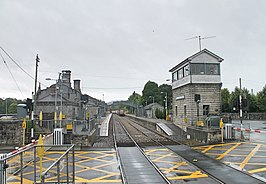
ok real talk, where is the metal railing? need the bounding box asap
[40,145,75,184]
[0,144,75,184]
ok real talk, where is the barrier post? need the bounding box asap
[37,135,44,182]
[220,118,224,143]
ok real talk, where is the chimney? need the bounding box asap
[62,70,71,88]
[74,79,81,92]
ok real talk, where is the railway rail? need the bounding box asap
[113,115,265,184]
[113,114,171,184]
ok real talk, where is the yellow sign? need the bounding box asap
[197,121,204,127]
[39,111,43,121]
[37,134,44,157]
[59,111,63,121]
[86,112,90,119]
[220,118,224,128]
[22,119,27,129]
[66,124,73,130]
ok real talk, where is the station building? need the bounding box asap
[169,49,223,125]
[35,70,106,124]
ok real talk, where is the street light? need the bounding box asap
[46,75,63,128]
[161,92,168,119]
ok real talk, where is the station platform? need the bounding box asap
[99,114,112,137]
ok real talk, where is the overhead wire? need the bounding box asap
[83,87,142,90]
[0,46,47,88]
[0,46,34,80]
[0,52,25,98]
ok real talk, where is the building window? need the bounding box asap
[203,105,210,115]
[184,65,190,76]
[178,68,184,79]
[206,64,220,75]
[191,63,205,75]
[191,63,220,75]
[175,106,178,116]
[172,72,177,81]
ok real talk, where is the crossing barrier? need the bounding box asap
[0,133,53,184]
[233,127,266,134]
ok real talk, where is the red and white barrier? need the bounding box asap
[233,127,266,134]
[5,133,53,158]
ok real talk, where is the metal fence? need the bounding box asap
[0,144,75,184]
[41,145,75,184]
[0,132,75,184]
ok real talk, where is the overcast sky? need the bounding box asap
[0,0,265,102]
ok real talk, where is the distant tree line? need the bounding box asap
[0,98,24,114]
[221,85,266,113]
[128,81,172,109]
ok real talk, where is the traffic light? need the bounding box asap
[26,98,33,112]
[242,98,249,111]
[194,94,201,102]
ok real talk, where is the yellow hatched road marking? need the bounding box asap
[239,144,262,170]
[168,171,208,180]
[216,143,241,160]
[248,167,266,174]
[152,153,174,162]
[161,162,187,174]
[202,145,215,153]
[6,150,121,183]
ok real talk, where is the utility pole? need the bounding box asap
[239,78,244,140]
[34,54,40,113]
[32,54,40,140]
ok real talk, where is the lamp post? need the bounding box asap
[161,92,168,119]
[46,74,62,128]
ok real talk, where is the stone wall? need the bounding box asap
[222,113,266,121]
[0,120,22,146]
[172,83,221,125]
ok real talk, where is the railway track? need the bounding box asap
[113,114,172,184]
[113,115,225,184]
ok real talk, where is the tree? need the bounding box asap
[8,102,17,113]
[221,88,230,112]
[228,87,241,112]
[128,91,143,105]
[142,81,160,105]
[257,85,266,112]
[159,84,172,110]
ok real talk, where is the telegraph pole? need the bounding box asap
[239,78,244,140]
[34,54,40,113]
[32,54,40,140]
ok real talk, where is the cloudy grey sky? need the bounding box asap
[0,0,265,102]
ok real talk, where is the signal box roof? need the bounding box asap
[169,49,224,72]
